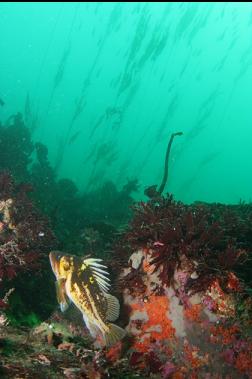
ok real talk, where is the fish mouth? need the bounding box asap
[49,251,61,277]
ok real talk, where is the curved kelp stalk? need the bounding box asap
[145,131,183,199]
[158,132,183,194]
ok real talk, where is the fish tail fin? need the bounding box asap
[103,323,126,347]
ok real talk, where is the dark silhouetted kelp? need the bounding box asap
[145,131,183,199]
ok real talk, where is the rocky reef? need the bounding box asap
[118,196,252,378]
[0,172,57,324]
[1,192,251,378]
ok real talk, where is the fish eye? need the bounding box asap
[63,262,70,270]
[61,258,70,271]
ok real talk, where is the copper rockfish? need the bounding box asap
[49,251,126,347]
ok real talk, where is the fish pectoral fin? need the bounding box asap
[103,323,126,347]
[55,278,70,312]
[104,293,120,322]
[60,300,70,312]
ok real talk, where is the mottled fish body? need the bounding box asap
[49,251,126,347]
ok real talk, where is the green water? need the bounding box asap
[1,2,251,204]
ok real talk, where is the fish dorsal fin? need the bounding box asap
[83,258,110,293]
[104,293,120,321]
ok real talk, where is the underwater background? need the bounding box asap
[1,3,252,379]
[1,2,252,204]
